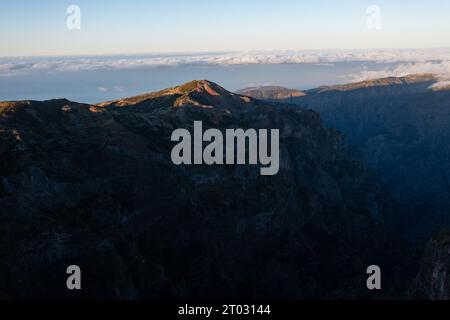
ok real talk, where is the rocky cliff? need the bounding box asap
[414,231,450,299]
[242,75,450,244]
[0,80,395,299]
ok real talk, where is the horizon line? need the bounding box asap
[3,46,450,60]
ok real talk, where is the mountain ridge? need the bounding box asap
[97,80,257,110]
[235,74,443,99]
[244,74,450,244]
[236,86,305,100]
[0,79,397,299]
[310,74,439,93]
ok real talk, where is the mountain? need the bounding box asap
[240,75,450,243]
[308,74,439,94]
[0,80,396,299]
[99,80,259,109]
[236,86,305,101]
[414,231,450,299]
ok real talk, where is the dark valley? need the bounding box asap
[239,75,450,299]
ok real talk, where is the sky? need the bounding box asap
[1,0,450,57]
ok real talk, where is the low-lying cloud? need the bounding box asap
[97,85,124,93]
[1,49,450,78]
[350,60,450,82]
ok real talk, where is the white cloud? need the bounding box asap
[97,87,109,92]
[113,86,124,92]
[1,49,450,76]
[349,61,450,82]
[430,80,450,89]
[97,85,125,93]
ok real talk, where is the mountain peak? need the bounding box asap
[176,80,228,96]
[97,80,255,109]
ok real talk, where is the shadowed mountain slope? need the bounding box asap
[239,75,450,243]
[0,80,398,299]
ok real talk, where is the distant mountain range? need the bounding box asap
[236,86,305,101]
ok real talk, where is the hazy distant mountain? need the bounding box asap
[308,74,439,94]
[0,80,396,299]
[236,86,305,101]
[240,74,450,243]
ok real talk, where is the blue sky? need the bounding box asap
[1,0,450,57]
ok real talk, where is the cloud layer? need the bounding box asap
[1,49,450,79]
[350,60,450,82]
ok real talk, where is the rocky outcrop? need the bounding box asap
[0,80,396,299]
[414,231,450,299]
